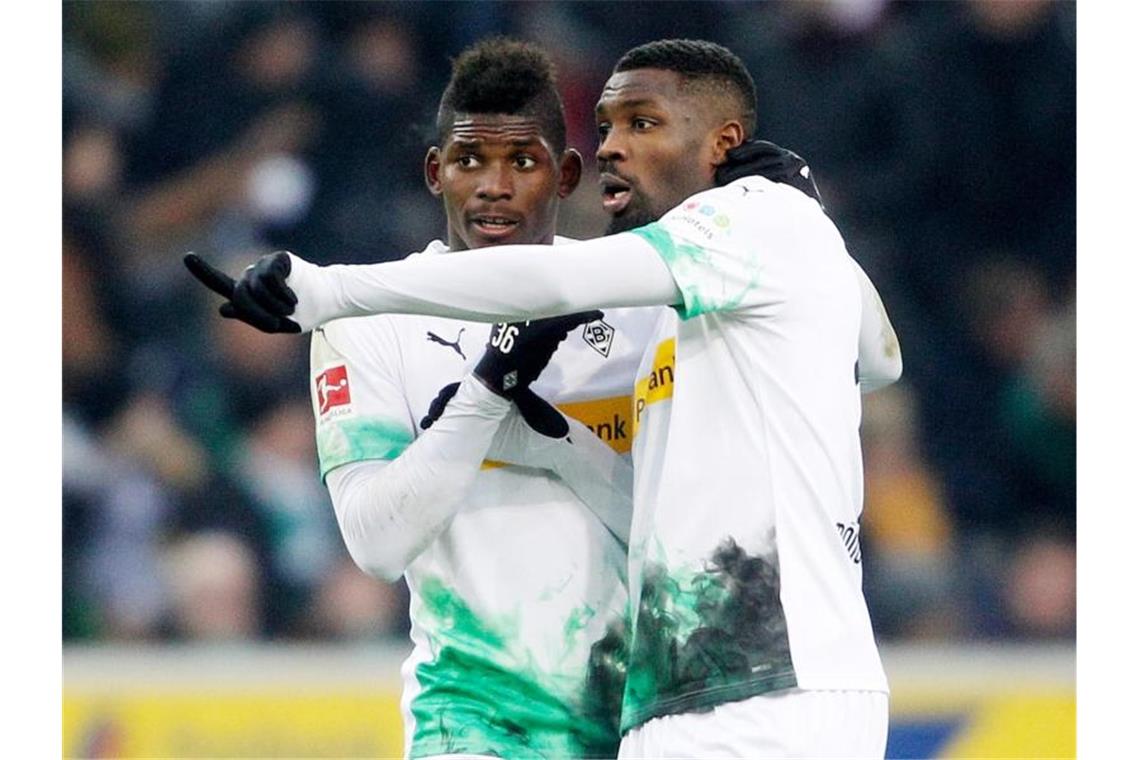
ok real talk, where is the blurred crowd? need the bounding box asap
[62,0,1075,645]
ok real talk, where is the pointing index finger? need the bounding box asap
[184,253,237,299]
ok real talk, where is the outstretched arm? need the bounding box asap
[287,235,681,329]
[185,235,681,333]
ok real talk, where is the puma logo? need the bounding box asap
[427,328,466,359]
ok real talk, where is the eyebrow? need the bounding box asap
[449,136,542,148]
[596,96,660,114]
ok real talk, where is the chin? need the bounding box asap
[605,208,656,236]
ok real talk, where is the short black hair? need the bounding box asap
[436,37,567,153]
[613,39,756,136]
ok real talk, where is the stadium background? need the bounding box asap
[61,1,1075,757]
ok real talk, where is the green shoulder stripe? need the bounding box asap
[317,416,413,479]
[632,222,760,320]
[631,223,716,320]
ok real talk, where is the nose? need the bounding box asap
[596,130,627,166]
[476,162,513,201]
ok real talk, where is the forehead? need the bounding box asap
[444,113,552,152]
[595,69,688,114]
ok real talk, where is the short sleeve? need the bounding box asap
[309,317,415,480]
[630,179,790,320]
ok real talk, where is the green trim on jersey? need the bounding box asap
[621,539,797,732]
[409,578,623,759]
[316,416,413,479]
[632,223,759,320]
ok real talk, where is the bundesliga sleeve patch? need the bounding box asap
[316,365,352,415]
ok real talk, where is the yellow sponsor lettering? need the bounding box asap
[633,338,676,438]
[480,394,635,468]
[557,395,633,453]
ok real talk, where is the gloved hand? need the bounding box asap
[421,384,570,439]
[474,312,603,398]
[715,139,824,208]
[420,311,600,437]
[184,251,301,333]
[420,382,461,432]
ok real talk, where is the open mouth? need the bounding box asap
[599,173,633,215]
[470,215,521,238]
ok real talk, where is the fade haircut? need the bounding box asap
[436,37,567,153]
[613,39,757,136]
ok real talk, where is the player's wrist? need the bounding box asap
[472,352,521,399]
[458,373,514,415]
[285,253,341,332]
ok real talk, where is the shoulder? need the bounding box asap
[318,313,398,342]
[678,177,820,223]
[312,313,410,366]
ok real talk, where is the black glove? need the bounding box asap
[184,251,301,333]
[420,311,601,437]
[420,384,570,439]
[474,312,603,398]
[420,382,460,431]
[715,139,824,208]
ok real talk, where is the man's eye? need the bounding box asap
[514,156,537,169]
[597,123,612,138]
[457,155,479,168]
[633,118,655,131]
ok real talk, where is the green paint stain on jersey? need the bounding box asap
[316,416,413,479]
[410,578,622,759]
[632,223,759,319]
[620,539,797,732]
[562,604,596,648]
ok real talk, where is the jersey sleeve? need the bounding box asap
[309,317,415,480]
[629,178,802,320]
[851,259,903,392]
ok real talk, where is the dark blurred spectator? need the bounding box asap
[64,411,168,640]
[727,1,937,255]
[861,383,962,640]
[891,0,1075,315]
[1002,534,1076,639]
[292,11,439,263]
[63,1,160,135]
[162,531,262,641]
[62,230,128,426]
[998,294,1076,533]
[303,560,408,641]
[926,258,1067,540]
[229,397,343,635]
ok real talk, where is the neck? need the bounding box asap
[445,228,557,252]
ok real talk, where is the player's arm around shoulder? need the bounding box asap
[851,260,903,393]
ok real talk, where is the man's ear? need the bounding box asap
[710,121,746,166]
[424,146,443,196]
[558,148,583,199]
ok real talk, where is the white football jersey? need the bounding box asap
[309,239,661,758]
[620,178,888,732]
